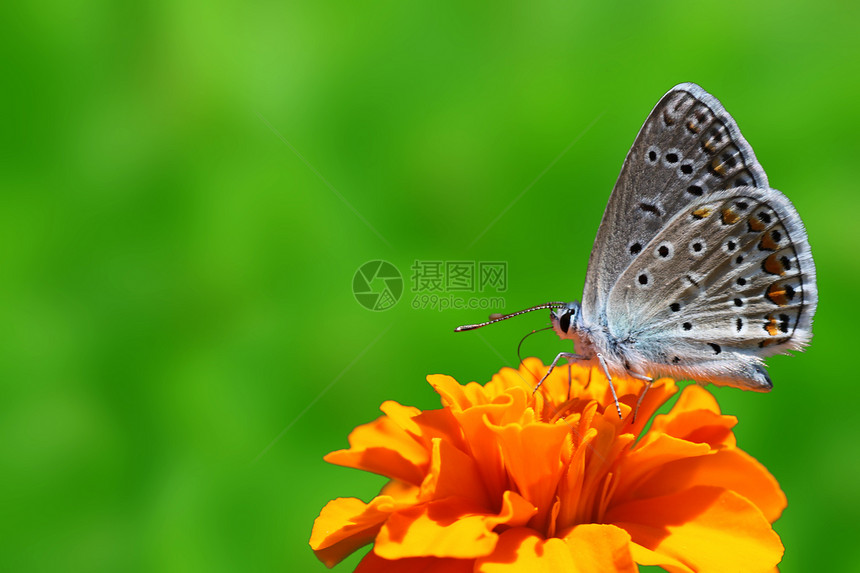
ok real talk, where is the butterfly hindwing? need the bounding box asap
[605,187,817,370]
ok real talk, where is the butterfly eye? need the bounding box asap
[559,311,572,333]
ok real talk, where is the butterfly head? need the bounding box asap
[550,301,581,340]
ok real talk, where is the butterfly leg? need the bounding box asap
[628,373,654,422]
[596,353,623,419]
[567,363,572,400]
[535,352,589,393]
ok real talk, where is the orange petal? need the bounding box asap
[379,480,422,504]
[475,524,635,572]
[490,361,540,395]
[562,524,637,573]
[376,491,536,560]
[356,551,475,573]
[379,400,424,436]
[489,420,571,530]
[310,496,397,568]
[475,528,577,572]
[381,400,465,452]
[442,400,512,504]
[650,386,738,449]
[609,377,676,435]
[496,490,540,529]
[421,437,491,508]
[627,448,787,523]
[606,486,784,572]
[324,402,433,485]
[627,543,693,573]
[409,406,467,448]
[672,384,722,414]
[430,374,492,411]
[613,433,711,504]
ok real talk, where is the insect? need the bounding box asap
[456,83,818,417]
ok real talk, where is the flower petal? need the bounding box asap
[625,377,679,435]
[421,437,491,508]
[324,403,430,485]
[310,495,398,568]
[562,524,637,573]
[606,486,784,572]
[627,542,693,573]
[613,433,711,505]
[490,419,571,530]
[475,524,635,573]
[375,491,537,560]
[475,528,576,572]
[650,385,737,449]
[356,551,475,573]
[430,374,493,410]
[629,448,787,523]
[384,401,465,451]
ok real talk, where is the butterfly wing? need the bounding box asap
[604,186,817,389]
[581,83,769,326]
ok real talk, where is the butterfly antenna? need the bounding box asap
[517,326,554,365]
[454,302,567,332]
[516,325,554,380]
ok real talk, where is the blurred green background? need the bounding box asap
[2,1,858,571]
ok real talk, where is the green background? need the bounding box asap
[3,1,858,571]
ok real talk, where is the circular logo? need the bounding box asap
[352,260,403,311]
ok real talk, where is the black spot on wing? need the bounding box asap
[638,202,662,217]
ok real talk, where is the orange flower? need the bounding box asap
[310,358,786,572]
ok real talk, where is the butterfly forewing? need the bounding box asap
[582,83,769,325]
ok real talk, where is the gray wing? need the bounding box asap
[581,83,769,326]
[605,187,817,375]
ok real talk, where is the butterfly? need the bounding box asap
[456,83,818,417]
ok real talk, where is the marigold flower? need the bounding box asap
[310,358,786,572]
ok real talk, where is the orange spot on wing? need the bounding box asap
[747,217,766,232]
[764,315,779,336]
[721,208,740,225]
[763,253,785,275]
[692,207,712,219]
[759,233,779,251]
[711,157,727,176]
[766,284,789,306]
[760,336,790,348]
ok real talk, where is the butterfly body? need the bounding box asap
[549,83,817,393]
